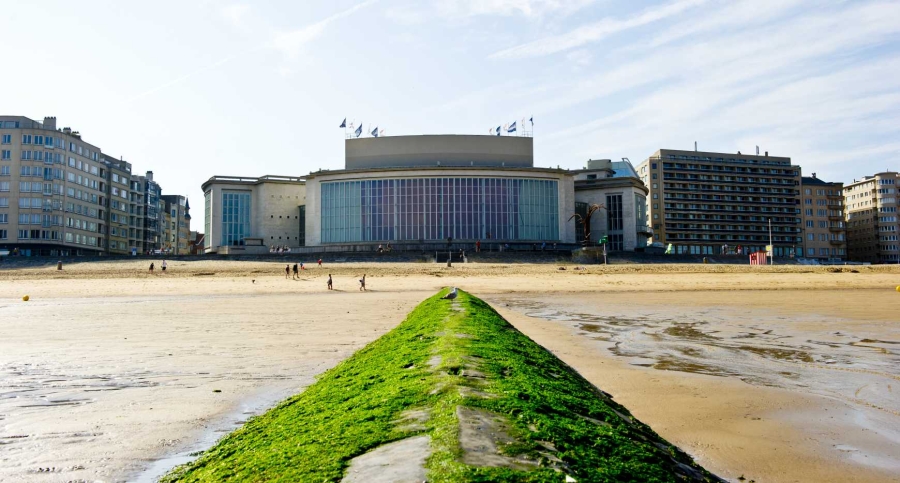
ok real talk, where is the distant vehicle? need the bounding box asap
[0,249,9,257]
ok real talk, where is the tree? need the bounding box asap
[568,203,606,245]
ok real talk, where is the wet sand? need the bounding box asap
[1,260,899,482]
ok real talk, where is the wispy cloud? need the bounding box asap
[122,53,242,106]
[489,0,709,59]
[436,0,597,19]
[272,0,378,60]
[220,4,251,29]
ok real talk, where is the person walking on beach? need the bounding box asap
[317,258,322,267]
[359,274,366,291]
[327,274,333,290]
[161,260,167,272]
[292,263,298,279]
[300,262,305,271]
[285,264,290,279]
[149,262,154,272]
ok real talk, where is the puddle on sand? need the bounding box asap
[492,296,900,423]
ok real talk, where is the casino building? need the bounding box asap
[201,135,650,254]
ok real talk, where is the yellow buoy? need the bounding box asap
[22,295,30,301]
[896,286,900,292]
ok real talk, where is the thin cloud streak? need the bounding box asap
[489,0,709,59]
[272,0,378,59]
[122,53,243,106]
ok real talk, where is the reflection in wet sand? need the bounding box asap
[496,294,900,418]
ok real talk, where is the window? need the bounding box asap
[0,214,7,223]
[22,134,32,144]
[0,229,6,239]
[1,134,10,144]
[1,150,9,160]
[0,197,8,207]
[807,233,814,241]
[0,166,9,176]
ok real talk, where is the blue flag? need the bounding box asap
[495,126,501,136]
[339,118,346,128]
[371,126,379,137]
[507,121,516,133]
[355,123,363,138]
[529,116,533,125]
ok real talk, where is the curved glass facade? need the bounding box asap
[321,177,559,243]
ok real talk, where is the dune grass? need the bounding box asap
[162,289,719,482]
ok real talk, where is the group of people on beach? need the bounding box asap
[270,245,292,254]
[279,260,364,291]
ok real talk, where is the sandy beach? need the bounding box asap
[1,260,899,482]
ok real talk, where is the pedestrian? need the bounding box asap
[292,263,298,279]
[476,240,481,253]
[149,262,154,272]
[327,274,333,290]
[300,262,305,270]
[541,242,546,251]
[359,274,366,291]
[285,264,290,278]
[161,260,167,272]
[317,258,322,267]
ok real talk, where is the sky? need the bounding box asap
[3,0,899,224]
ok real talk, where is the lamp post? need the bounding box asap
[768,218,773,265]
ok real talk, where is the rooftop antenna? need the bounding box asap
[694,141,697,152]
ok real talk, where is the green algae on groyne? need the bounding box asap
[163,289,720,482]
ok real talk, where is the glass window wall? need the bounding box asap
[321,177,559,243]
[221,191,251,246]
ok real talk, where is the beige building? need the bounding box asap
[844,172,900,263]
[571,159,651,251]
[799,174,846,261]
[201,175,308,254]
[637,149,802,256]
[161,195,191,255]
[1,115,107,255]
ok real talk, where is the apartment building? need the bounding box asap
[0,116,107,255]
[799,174,846,261]
[637,149,802,256]
[161,195,191,255]
[0,115,188,256]
[137,170,163,253]
[105,156,132,254]
[844,172,900,263]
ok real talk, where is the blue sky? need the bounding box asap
[3,0,899,216]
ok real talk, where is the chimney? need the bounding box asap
[63,127,72,134]
[765,151,768,157]
[811,172,817,179]
[146,171,154,181]
[43,116,57,130]
[694,141,697,152]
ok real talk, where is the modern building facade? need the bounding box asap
[203,135,652,253]
[0,114,190,256]
[800,174,846,261]
[844,172,900,263]
[637,149,802,256]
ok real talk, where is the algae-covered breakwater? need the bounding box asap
[162,289,721,483]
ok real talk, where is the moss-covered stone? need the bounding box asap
[163,289,721,482]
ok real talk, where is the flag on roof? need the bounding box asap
[495,126,501,136]
[380,129,385,136]
[507,121,517,133]
[530,116,533,125]
[355,123,363,138]
[371,126,379,137]
[339,118,346,128]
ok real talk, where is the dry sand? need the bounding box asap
[1,260,899,482]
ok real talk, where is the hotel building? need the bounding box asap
[844,172,900,263]
[637,149,802,256]
[799,174,846,261]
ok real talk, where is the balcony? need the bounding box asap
[828,225,844,232]
[828,214,843,221]
[829,239,845,246]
